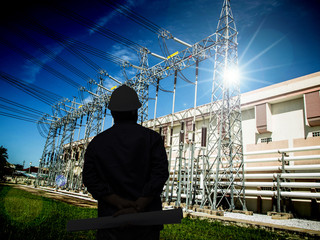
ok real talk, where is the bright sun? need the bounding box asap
[224,68,240,86]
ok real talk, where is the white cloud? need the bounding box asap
[105,81,117,90]
[88,0,138,35]
[21,45,64,84]
[89,12,117,35]
[22,64,42,84]
[111,44,138,63]
[82,94,93,104]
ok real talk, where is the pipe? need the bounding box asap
[244,146,320,156]
[219,181,320,188]
[244,155,320,164]
[242,164,320,172]
[168,179,320,189]
[244,173,320,179]
[245,190,320,199]
[183,172,320,180]
[169,190,320,199]
[208,164,320,172]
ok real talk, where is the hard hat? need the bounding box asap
[108,85,142,111]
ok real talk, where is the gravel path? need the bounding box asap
[223,211,320,232]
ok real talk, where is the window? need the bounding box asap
[255,103,272,133]
[261,137,272,143]
[313,131,320,137]
[304,91,320,127]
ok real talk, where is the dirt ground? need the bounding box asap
[4,183,98,209]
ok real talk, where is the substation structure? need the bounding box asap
[52,71,320,218]
[36,0,246,211]
[144,71,320,218]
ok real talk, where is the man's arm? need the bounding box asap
[102,194,137,210]
[82,143,113,200]
[140,133,169,204]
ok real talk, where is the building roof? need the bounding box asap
[241,71,320,109]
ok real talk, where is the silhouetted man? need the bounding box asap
[83,85,169,240]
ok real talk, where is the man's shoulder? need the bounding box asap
[139,124,161,136]
[119,123,162,139]
[88,128,112,145]
[89,124,161,142]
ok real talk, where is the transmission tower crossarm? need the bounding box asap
[52,103,72,114]
[129,32,217,85]
[41,118,55,123]
[70,100,82,106]
[158,29,192,48]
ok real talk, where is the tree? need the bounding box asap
[0,145,9,180]
[15,164,23,171]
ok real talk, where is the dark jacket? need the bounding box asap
[83,121,169,218]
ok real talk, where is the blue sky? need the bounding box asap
[0,0,319,168]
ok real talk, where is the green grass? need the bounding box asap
[163,217,290,240]
[0,184,314,240]
[0,185,97,239]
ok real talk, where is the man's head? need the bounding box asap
[108,85,141,123]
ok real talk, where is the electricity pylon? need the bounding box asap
[35,0,246,211]
[202,0,246,210]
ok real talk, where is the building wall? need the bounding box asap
[145,71,320,218]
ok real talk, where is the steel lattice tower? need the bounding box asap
[35,0,246,210]
[127,48,150,124]
[202,0,246,210]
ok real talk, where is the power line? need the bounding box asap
[0,96,46,115]
[0,104,43,119]
[178,71,195,85]
[100,0,192,48]
[0,71,62,105]
[0,111,39,123]
[7,24,92,83]
[0,37,82,89]
[22,18,126,69]
[99,0,164,34]
[50,3,142,51]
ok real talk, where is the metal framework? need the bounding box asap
[203,0,246,210]
[36,0,246,211]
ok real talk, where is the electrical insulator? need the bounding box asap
[188,132,193,141]
[179,122,185,143]
[192,123,195,142]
